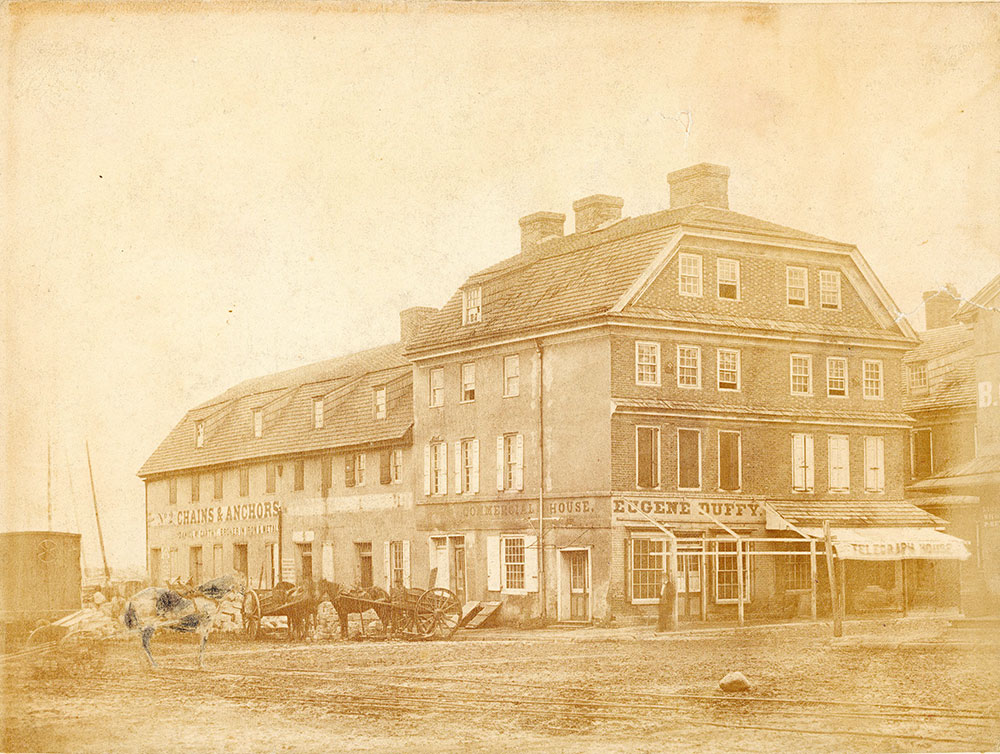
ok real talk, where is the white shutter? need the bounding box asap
[402,540,411,588]
[864,437,876,491]
[383,541,391,589]
[440,443,448,494]
[487,535,501,591]
[496,436,504,491]
[454,442,462,494]
[515,433,524,491]
[471,439,480,494]
[423,445,431,496]
[875,437,885,491]
[322,543,334,581]
[804,435,814,491]
[792,435,805,490]
[523,534,539,592]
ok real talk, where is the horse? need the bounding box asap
[123,575,244,668]
[317,580,394,639]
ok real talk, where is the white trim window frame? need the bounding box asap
[460,362,476,403]
[678,253,703,297]
[676,427,702,491]
[629,534,668,604]
[790,354,813,396]
[676,345,701,389]
[826,357,848,398]
[501,535,526,592]
[819,270,842,310]
[717,348,741,392]
[389,448,403,484]
[908,362,927,392]
[828,434,850,492]
[503,354,520,398]
[429,441,447,495]
[717,429,742,492]
[462,287,482,325]
[862,359,884,400]
[429,367,445,407]
[786,266,808,307]
[635,341,661,387]
[635,425,661,490]
[713,540,752,604]
[716,258,741,301]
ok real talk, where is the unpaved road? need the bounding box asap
[3,616,999,753]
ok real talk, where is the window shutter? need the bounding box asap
[380,450,391,485]
[804,435,815,490]
[875,437,885,491]
[792,435,805,490]
[439,443,448,494]
[454,442,462,494]
[496,436,504,491]
[637,428,652,488]
[625,537,633,603]
[524,534,539,592]
[383,542,391,589]
[423,445,431,496]
[486,535,501,591]
[402,540,411,588]
[515,433,524,491]
[345,455,355,488]
[471,439,480,494]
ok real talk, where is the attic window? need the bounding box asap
[908,362,928,392]
[374,386,387,420]
[195,421,205,449]
[313,397,324,429]
[253,409,263,438]
[819,270,841,309]
[463,287,482,325]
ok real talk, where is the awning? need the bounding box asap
[797,526,971,561]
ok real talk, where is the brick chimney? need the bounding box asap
[922,284,960,330]
[518,211,565,253]
[667,163,731,209]
[573,194,624,233]
[399,306,436,345]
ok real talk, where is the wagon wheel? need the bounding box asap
[414,588,461,640]
[242,589,261,640]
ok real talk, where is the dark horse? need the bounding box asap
[123,575,244,668]
[317,580,393,639]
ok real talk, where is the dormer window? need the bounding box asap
[908,362,927,391]
[374,386,387,420]
[463,287,482,325]
[253,409,263,438]
[195,421,205,448]
[313,397,324,429]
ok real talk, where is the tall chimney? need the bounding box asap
[518,211,565,253]
[667,163,731,209]
[399,306,436,346]
[573,194,624,233]
[922,284,960,330]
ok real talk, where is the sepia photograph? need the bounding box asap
[2,1,999,752]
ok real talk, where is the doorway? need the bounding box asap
[677,542,704,619]
[297,542,313,584]
[356,542,373,588]
[558,548,591,622]
[233,543,248,583]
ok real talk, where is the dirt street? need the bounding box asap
[3,616,999,753]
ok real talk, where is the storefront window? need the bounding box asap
[714,540,752,603]
[630,537,665,603]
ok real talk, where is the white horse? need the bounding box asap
[123,575,244,668]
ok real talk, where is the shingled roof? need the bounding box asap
[955,272,1000,322]
[138,343,412,478]
[902,324,976,414]
[768,499,944,529]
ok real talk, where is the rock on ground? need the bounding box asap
[719,671,751,692]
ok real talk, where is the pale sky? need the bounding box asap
[3,2,998,570]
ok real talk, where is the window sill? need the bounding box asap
[714,598,752,605]
[501,588,532,596]
[717,386,740,392]
[677,487,702,493]
[635,381,661,388]
[677,384,702,390]
[630,598,660,605]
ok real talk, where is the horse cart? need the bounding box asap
[242,581,313,640]
[332,585,462,641]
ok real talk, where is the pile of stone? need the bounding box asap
[314,600,340,640]
[64,607,119,638]
[212,592,245,633]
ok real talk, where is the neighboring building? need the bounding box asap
[910,274,1000,614]
[138,310,431,593]
[406,163,959,624]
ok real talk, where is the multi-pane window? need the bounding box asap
[630,537,665,602]
[678,253,703,296]
[457,438,479,493]
[313,397,324,429]
[790,355,813,395]
[783,544,812,591]
[827,357,848,397]
[864,436,885,492]
[502,536,526,591]
[253,409,263,438]
[461,363,476,402]
[677,346,701,388]
[911,429,933,479]
[195,421,205,448]
[374,386,387,420]
[503,355,520,397]
[819,270,841,309]
[714,540,752,603]
[636,426,660,489]
[635,342,660,386]
[908,363,927,391]
[429,441,447,495]
[191,474,200,503]
[828,435,850,492]
[168,477,177,505]
[462,287,482,325]
[500,433,523,491]
[390,449,403,483]
[239,466,249,497]
[389,541,406,589]
[791,433,815,491]
[294,459,305,491]
[717,258,740,300]
[429,368,444,407]
[353,453,366,486]
[717,349,740,391]
[786,266,808,306]
[677,429,701,490]
[266,462,276,493]
[863,360,883,400]
[718,430,741,491]
[213,470,224,500]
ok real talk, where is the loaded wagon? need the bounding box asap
[242,581,314,640]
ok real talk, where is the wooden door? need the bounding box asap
[568,550,589,621]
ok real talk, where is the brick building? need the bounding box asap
[138,311,431,594]
[406,163,966,624]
